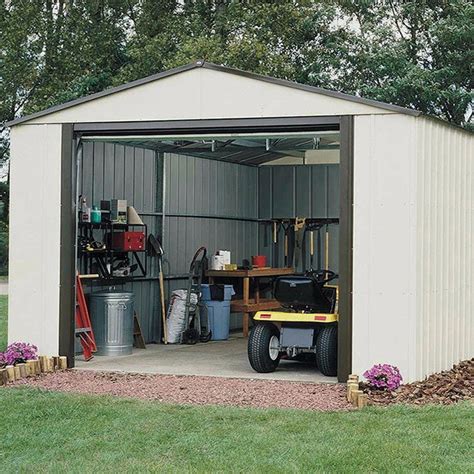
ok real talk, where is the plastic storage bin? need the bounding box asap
[201,284,234,301]
[200,284,234,340]
[204,300,232,340]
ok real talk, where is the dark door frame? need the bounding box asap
[60,115,354,381]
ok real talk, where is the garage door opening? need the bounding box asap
[73,126,350,383]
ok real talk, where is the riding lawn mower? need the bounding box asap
[248,269,339,376]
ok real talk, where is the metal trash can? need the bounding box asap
[89,291,135,356]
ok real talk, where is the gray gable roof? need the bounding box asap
[6,60,421,127]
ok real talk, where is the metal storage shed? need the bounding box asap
[7,61,473,383]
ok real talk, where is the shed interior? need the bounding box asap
[76,130,341,380]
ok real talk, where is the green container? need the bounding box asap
[91,205,101,223]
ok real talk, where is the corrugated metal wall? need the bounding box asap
[80,142,162,343]
[258,165,340,274]
[416,118,474,379]
[163,153,259,329]
[81,146,342,338]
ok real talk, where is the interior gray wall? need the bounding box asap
[80,145,340,341]
[163,153,259,329]
[79,142,162,343]
[258,165,340,274]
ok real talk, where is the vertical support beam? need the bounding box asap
[58,125,76,366]
[338,116,354,382]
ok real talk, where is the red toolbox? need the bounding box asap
[111,231,146,251]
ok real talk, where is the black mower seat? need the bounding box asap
[274,276,335,313]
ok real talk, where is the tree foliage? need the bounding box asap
[1,0,472,158]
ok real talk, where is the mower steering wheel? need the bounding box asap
[306,269,338,285]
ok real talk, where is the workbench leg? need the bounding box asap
[254,279,260,304]
[243,277,250,337]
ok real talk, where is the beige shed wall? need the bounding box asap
[8,124,63,354]
[352,114,418,381]
[28,68,394,125]
[415,117,474,380]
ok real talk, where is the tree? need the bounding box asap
[332,0,473,126]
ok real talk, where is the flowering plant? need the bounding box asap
[363,364,403,391]
[3,342,38,366]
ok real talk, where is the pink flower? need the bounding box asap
[4,342,38,365]
[363,364,403,391]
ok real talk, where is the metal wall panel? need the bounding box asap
[27,67,396,126]
[257,165,340,274]
[416,117,474,380]
[352,114,418,381]
[163,153,259,330]
[80,143,161,343]
[8,124,63,354]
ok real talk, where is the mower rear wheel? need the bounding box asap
[248,323,281,373]
[315,325,337,376]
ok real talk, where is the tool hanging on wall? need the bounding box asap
[272,220,280,267]
[148,234,168,344]
[325,224,330,272]
[281,221,292,267]
[293,217,306,270]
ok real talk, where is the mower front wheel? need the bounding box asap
[248,323,281,373]
[315,325,338,376]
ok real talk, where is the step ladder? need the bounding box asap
[75,274,97,361]
[133,312,146,349]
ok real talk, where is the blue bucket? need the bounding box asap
[204,300,231,340]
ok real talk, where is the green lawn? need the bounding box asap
[0,295,7,350]
[0,294,472,471]
[0,388,472,473]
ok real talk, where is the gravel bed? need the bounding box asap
[364,359,474,406]
[10,369,351,411]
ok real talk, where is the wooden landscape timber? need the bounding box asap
[346,374,369,408]
[0,356,68,385]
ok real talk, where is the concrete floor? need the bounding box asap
[76,335,336,383]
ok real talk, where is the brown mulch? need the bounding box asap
[8,370,352,411]
[363,359,474,406]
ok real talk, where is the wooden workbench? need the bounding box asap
[206,267,295,337]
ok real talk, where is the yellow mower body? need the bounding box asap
[254,311,338,323]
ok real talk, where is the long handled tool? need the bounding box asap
[148,234,168,344]
[293,217,306,271]
[325,224,330,273]
[272,220,280,267]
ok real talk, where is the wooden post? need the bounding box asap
[34,360,41,375]
[46,357,54,373]
[357,393,368,408]
[348,374,359,383]
[347,382,358,402]
[6,365,15,382]
[14,366,21,380]
[0,368,7,385]
[242,277,250,337]
[26,360,36,377]
[352,389,364,406]
[53,356,60,370]
[18,363,27,378]
[59,356,68,370]
[39,356,48,373]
